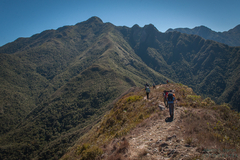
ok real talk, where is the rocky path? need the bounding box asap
[126,103,201,160]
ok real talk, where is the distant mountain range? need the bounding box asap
[167,25,240,47]
[0,16,240,159]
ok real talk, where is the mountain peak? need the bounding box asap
[143,24,158,31]
[194,25,212,31]
[132,24,141,30]
[86,16,103,24]
[166,28,174,32]
[228,24,240,33]
[234,24,240,30]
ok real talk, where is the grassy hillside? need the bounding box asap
[61,83,240,160]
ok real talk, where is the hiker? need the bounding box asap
[163,90,169,107]
[145,82,150,99]
[145,82,150,89]
[166,80,169,84]
[167,90,175,119]
[153,83,156,89]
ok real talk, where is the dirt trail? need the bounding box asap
[127,104,200,160]
[125,85,203,159]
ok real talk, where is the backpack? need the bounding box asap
[168,93,173,101]
[146,87,150,93]
[165,92,168,98]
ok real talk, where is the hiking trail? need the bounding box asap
[102,84,238,160]
[127,104,199,160]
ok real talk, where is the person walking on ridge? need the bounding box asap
[145,82,149,89]
[167,90,175,119]
[145,82,150,99]
[153,83,156,89]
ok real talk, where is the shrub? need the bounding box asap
[125,95,142,103]
[81,146,103,160]
[77,144,103,160]
[202,97,215,106]
[186,95,201,102]
[138,114,143,119]
[76,143,90,155]
[105,116,116,128]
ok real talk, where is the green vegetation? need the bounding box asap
[125,95,142,102]
[96,92,152,140]
[76,143,103,160]
[61,88,158,159]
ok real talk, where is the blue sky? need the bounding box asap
[0,0,239,47]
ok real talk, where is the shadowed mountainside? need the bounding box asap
[119,24,240,111]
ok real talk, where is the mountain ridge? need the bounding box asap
[61,83,240,160]
[166,24,240,46]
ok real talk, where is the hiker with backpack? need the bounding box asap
[167,90,175,119]
[145,82,150,99]
[145,82,149,89]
